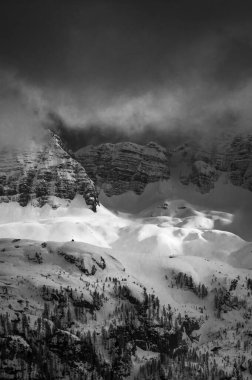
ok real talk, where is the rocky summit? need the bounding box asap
[0,133,99,211]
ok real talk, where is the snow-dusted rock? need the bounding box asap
[0,134,98,211]
[181,160,219,193]
[74,134,252,197]
[228,134,252,191]
[178,134,252,194]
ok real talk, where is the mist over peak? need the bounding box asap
[1,1,252,149]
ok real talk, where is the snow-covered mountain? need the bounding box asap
[1,133,252,379]
[2,132,252,213]
[0,133,98,211]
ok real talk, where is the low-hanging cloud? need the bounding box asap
[46,74,252,149]
[1,1,252,149]
[0,69,48,148]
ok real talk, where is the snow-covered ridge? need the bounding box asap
[0,195,249,268]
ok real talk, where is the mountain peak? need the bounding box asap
[0,133,99,211]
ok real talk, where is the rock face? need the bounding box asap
[75,141,171,196]
[178,134,252,194]
[227,135,252,191]
[74,134,252,196]
[180,160,219,194]
[0,134,99,211]
[1,132,252,208]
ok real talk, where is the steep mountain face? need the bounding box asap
[225,134,252,190]
[2,132,251,212]
[176,134,252,194]
[0,134,99,211]
[75,134,252,196]
[75,141,170,196]
[180,159,219,194]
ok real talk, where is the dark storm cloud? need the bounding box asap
[1,0,252,147]
[0,69,47,147]
[213,36,252,89]
[0,0,248,88]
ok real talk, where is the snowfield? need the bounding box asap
[0,194,249,267]
[1,192,252,379]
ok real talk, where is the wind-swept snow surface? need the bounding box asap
[0,196,130,247]
[0,194,249,265]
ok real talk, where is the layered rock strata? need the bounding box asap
[0,134,98,211]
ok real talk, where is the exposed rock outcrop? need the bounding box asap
[73,133,252,196]
[0,133,98,211]
[177,134,252,194]
[75,141,171,196]
[180,160,219,193]
[2,132,252,207]
[227,135,252,191]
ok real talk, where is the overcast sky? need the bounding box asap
[1,0,252,147]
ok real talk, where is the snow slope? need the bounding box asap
[1,192,252,378]
[1,193,250,308]
[0,192,250,264]
[0,195,248,265]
